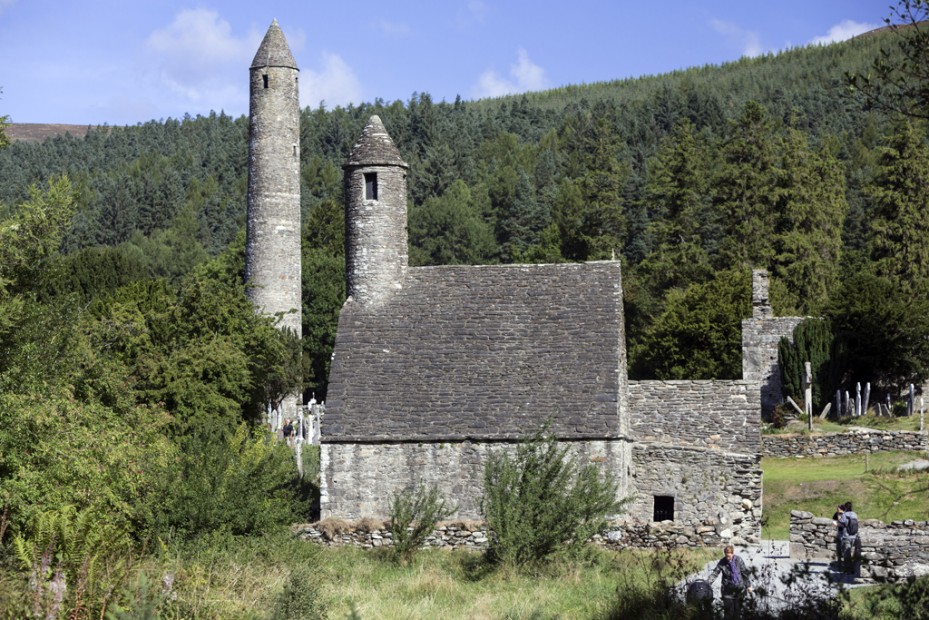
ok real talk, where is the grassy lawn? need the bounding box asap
[762,450,929,539]
[765,413,924,434]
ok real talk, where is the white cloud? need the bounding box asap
[710,19,763,58]
[301,53,362,109]
[473,48,549,98]
[811,20,878,45]
[458,0,489,29]
[372,20,411,38]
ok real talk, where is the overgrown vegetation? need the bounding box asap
[387,484,455,564]
[481,432,621,567]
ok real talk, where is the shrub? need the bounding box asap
[149,424,311,541]
[388,484,455,563]
[272,566,328,620]
[481,431,622,567]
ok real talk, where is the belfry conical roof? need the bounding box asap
[251,19,298,70]
[346,115,408,167]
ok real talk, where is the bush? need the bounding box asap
[272,566,328,620]
[481,431,622,567]
[149,424,311,541]
[388,484,455,563]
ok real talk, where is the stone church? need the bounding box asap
[247,22,797,546]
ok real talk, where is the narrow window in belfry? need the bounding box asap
[263,74,269,89]
[364,173,378,200]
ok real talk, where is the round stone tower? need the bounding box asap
[343,115,410,307]
[245,20,301,337]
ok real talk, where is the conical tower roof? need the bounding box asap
[346,115,408,167]
[251,19,298,70]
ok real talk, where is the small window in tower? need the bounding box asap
[364,173,378,200]
[262,74,269,89]
[653,495,675,522]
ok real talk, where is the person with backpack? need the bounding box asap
[837,501,860,575]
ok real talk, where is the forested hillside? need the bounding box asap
[0,27,926,396]
[2,6,929,614]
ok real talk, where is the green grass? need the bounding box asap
[762,450,929,539]
[764,413,924,434]
[122,533,715,619]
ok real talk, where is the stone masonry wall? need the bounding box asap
[763,430,928,458]
[790,510,929,582]
[741,316,804,418]
[629,444,762,544]
[294,519,754,550]
[628,380,759,454]
[320,439,632,521]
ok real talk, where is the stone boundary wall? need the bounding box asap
[628,380,759,454]
[789,510,929,582]
[763,430,928,458]
[294,519,755,551]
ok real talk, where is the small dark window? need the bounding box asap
[653,495,674,522]
[364,173,377,200]
[262,74,269,89]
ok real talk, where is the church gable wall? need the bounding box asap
[628,380,760,454]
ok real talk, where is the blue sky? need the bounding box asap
[0,0,888,125]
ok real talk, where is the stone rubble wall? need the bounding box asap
[294,519,756,551]
[789,510,929,582]
[629,444,762,545]
[628,380,760,454]
[741,316,805,418]
[763,430,928,458]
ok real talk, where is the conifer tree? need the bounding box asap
[867,121,929,287]
[713,101,781,270]
[771,131,848,314]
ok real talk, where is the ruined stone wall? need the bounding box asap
[628,380,760,454]
[628,444,762,545]
[741,316,805,418]
[320,439,632,521]
[790,510,929,582]
[293,518,754,550]
[763,430,928,458]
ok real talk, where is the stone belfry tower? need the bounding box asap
[343,115,409,307]
[246,21,301,413]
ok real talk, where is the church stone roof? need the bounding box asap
[323,261,625,443]
[251,20,298,70]
[345,115,408,168]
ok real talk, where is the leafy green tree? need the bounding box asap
[629,269,751,379]
[826,271,929,394]
[482,431,620,567]
[409,180,497,265]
